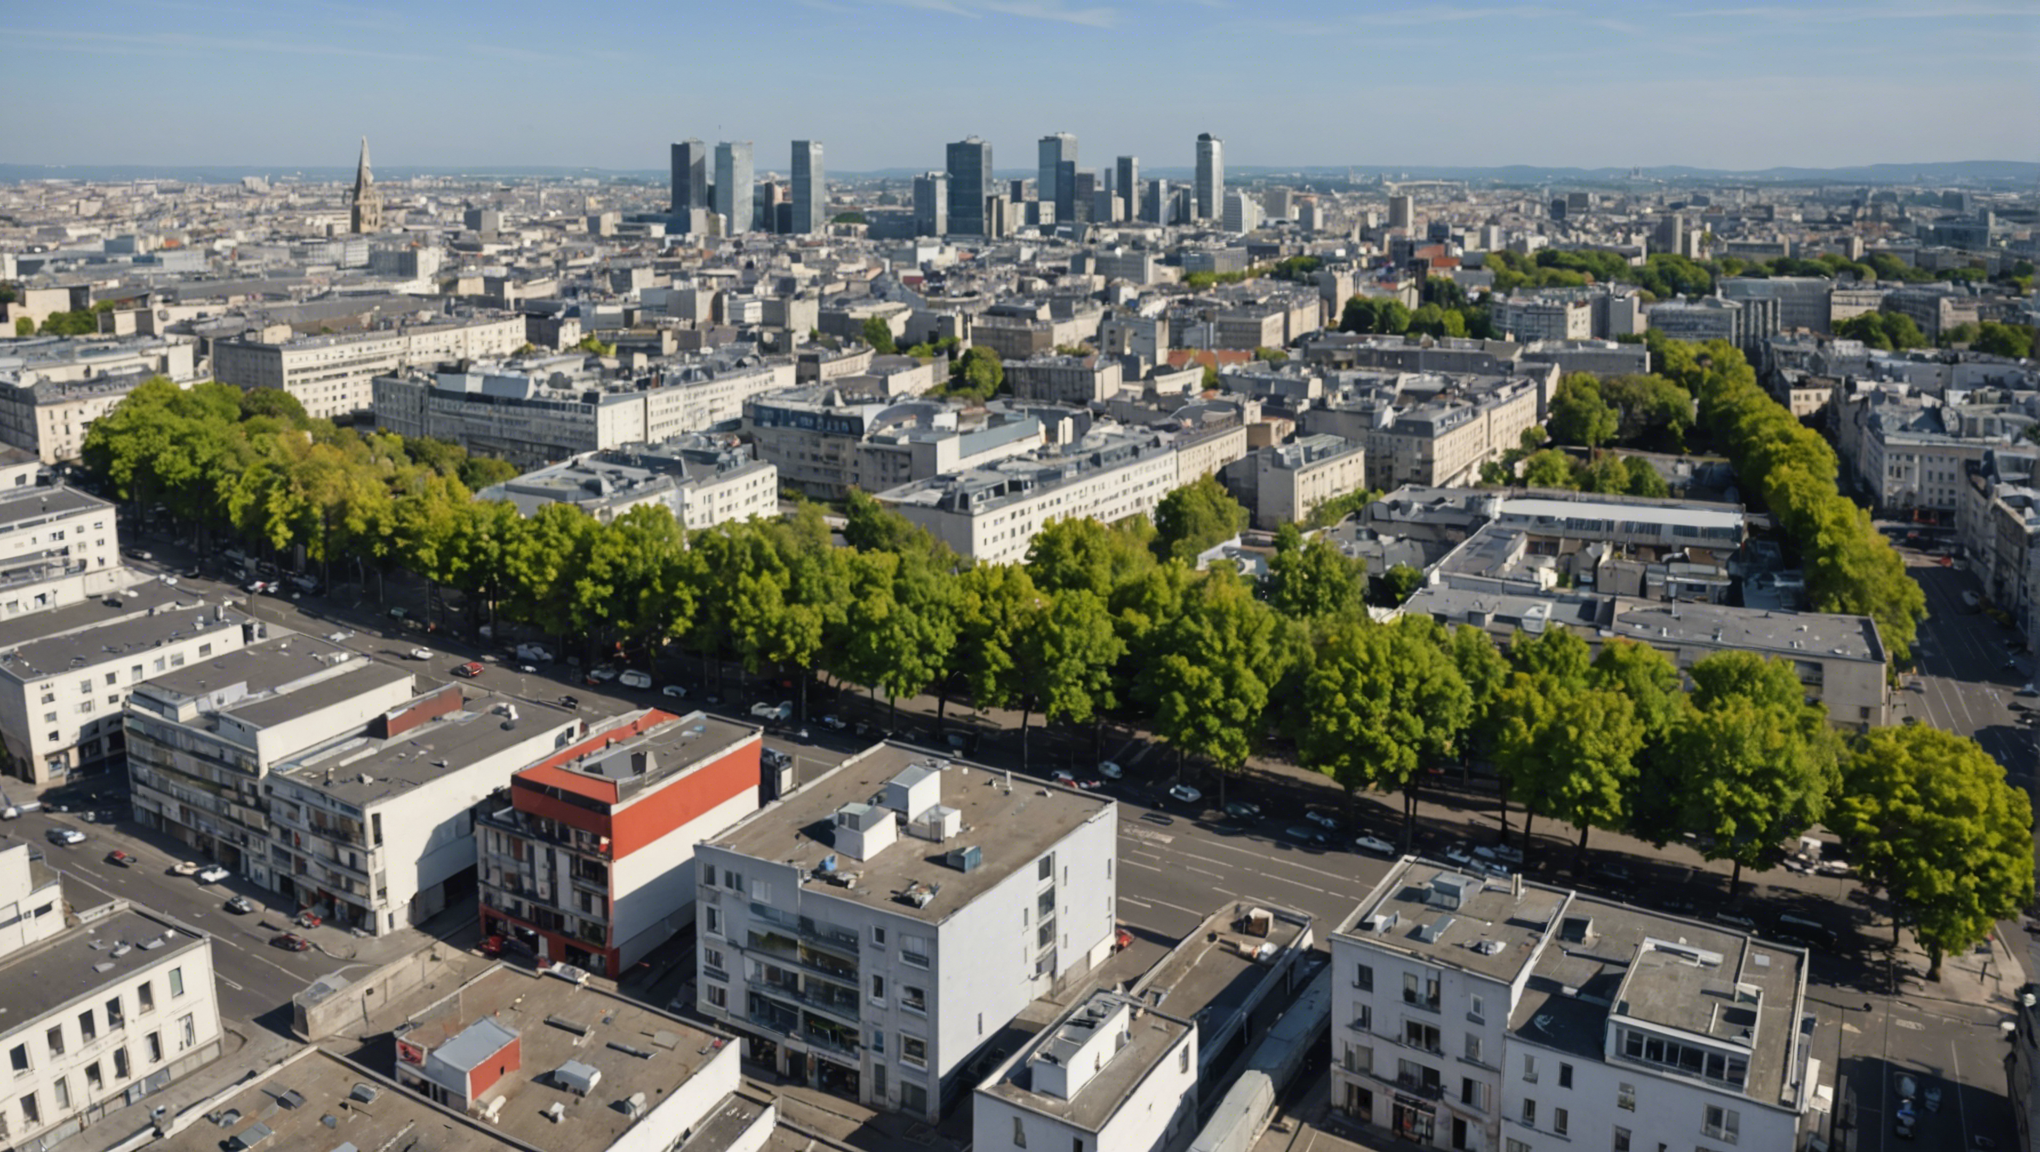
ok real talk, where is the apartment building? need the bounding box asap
[1645,296,1779,359]
[477,709,762,978]
[876,425,1190,566]
[1304,373,1548,493]
[0,585,250,787]
[1957,451,2040,632]
[126,637,415,882]
[973,989,1199,1152]
[1330,859,1818,1152]
[744,390,1047,499]
[1220,434,1368,529]
[0,474,128,618]
[1488,295,1592,343]
[693,745,1119,1120]
[263,685,583,935]
[214,312,525,419]
[1883,286,1990,342]
[1004,354,1124,405]
[478,441,778,531]
[0,861,225,1151]
[1836,386,2031,515]
[1720,276,1835,334]
[0,335,201,462]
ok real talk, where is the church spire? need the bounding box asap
[350,135,383,234]
[355,136,373,194]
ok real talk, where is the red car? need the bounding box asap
[294,910,322,929]
[272,933,312,952]
[106,850,134,867]
[454,662,484,679]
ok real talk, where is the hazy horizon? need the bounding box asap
[9,0,2037,173]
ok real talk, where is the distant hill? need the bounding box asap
[2,159,2035,186]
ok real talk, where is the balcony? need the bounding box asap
[1394,1073,1444,1102]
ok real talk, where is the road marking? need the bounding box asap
[1951,1036,1971,1149]
[1122,859,1162,872]
[1185,866,1222,880]
[1139,895,1208,918]
[218,976,245,992]
[1120,827,1174,846]
[1894,1019,1924,1030]
[1214,887,1236,896]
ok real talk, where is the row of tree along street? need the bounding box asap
[80,340,2006,978]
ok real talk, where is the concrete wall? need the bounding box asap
[609,1034,741,1152]
[611,783,759,971]
[292,943,459,1040]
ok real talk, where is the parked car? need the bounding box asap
[272,933,312,952]
[585,665,619,685]
[1716,912,1758,929]
[197,865,230,884]
[106,850,134,866]
[224,895,253,915]
[1355,834,1396,856]
[761,748,793,771]
[1598,863,1634,884]
[558,695,579,710]
[1098,761,1122,780]
[749,701,792,722]
[819,713,847,730]
[1167,783,1202,805]
[514,643,552,662]
[1224,800,1263,821]
[408,647,433,661]
[663,685,690,700]
[1053,770,1081,789]
[619,670,653,690]
[170,860,202,876]
[294,910,323,929]
[454,661,484,679]
[1284,825,1330,846]
[1304,810,1340,829]
[1924,1083,1942,1113]
[45,827,85,846]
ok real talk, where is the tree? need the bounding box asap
[1832,726,2034,980]
[238,388,308,426]
[1267,523,1366,619]
[1520,449,1578,489]
[860,316,897,355]
[1151,475,1247,563]
[1623,456,1669,498]
[1596,373,1694,449]
[1299,617,1471,848]
[457,456,519,491]
[943,345,1004,402]
[13,317,30,337]
[1511,624,1591,685]
[1835,311,1927,351]
[1339,297,1411,336]
[1547,373,1618,447]
[1974,321,2034,359]
[1495,680,1643,870]
[1147,568,1288,804]
[1015,588,1124,771]
[1449,624,1509,774]
[575,333,617,357]
[1376,563,1424,607]
[1672,695,1838,895]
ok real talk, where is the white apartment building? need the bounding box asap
[1489,296,1592,343]
[974,989,1200,1152]
[1330,859,1819,1152]
[126,637,415,883]
[478,443,778,532]
[1305,374,1547,493]
[0,335,201,463]
[214,313,525,419]
[1221,433,1368,529]
[0,585,249,787]
[0,865,225,1151]
[693,745,1119,1121]
[745,391,1047,500]
[0,474,129,618]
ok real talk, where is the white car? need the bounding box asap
[409,647,433,661]
[618,670,653,689]
[1098,761,1122,779]
[46,827,86,846]
[661,685,688,699]
[326,630,351,643]
[196,865,230,884]
[1304,810,1340,829]
[1354,834,1395,856]
[1167,783,1202,805]
[170,860,202,876]
[750,701,792,722]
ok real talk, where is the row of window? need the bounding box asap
[9,1012,199,1134]
[7,969,188,1078]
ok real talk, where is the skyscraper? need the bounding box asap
[790,140,824,235]
[1142,177,1170,226]
[349,136,383,234]
[1038,132,1078,224]
[1116,155,1139,220]
[914,171,948,238]
[1388,193,1414,230]
[670,139,709,218]
[1195,133,1224,222]
[946,136,993,237]
[714,141,754,234]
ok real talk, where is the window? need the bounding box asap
[1506,1141,1530,1152]
[44,1027,63,1058]
[1463,1034,1482,1063]
[902,986,926,1013]
[901,1035,927,1069]
[1355,964,1373,991]
[1558,1062,1572,1088]
[701,864,716,888]
[705,906,722,936]
[1354,1004,1371,1032]
[106,996,124,1029]
[8,1044,27,1075]
[702,946,725,974]
[1344,1043,1372,1074]
[1617,1082,1635,1111]
[869,1029,884,1054]
[51,1077,69,1109]
[1037,855,1053,881]
[1403,1020,1440,1053]
[178,1014,195,1050]
[112,1048,129,1079]
[169,968,184,997]
[1460,1077,1488,1111]
[902,935,929,968]
[78,1011,95,1042]
[723,869,742,891]
[1553,1106,1567,1136]
[1404,971,1440,1010]
[705,984,727,1009]
[1522,1054,1536,1083]
[85,1063,103,1091]
[870,975,886,1003]
[1612,1126,1631,1151]
[19,1092,38,1126]
[750,879,771,904]
[1180,1046,1191,1074]
[1469,993,1485,1022]
[145,1033,162,1063]
[872,925,887,946]
[1703,1105,1739,1143]
[1014,1116,1027,1147]
[1521,1099,1535,1126]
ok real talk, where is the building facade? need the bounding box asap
[947,138,994,238]
[1195,133,1224,222]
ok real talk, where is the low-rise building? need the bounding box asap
[215,312,525,419]
[0,476,128,618]
[0,857,226,1151]
[745,389,1047,499]
[1220,434,1368,529]
[0,335,201,463]
[1004,354,1124,405]
[973,989,1199,1152]
[1330,859,1821,1152]
[478,709,762,978]
[1,584,249,787]
[478,440,778,531]
[694,744,1119,1120]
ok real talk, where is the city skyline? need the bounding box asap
[6,1,2036,172]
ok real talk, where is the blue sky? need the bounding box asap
[7,0,2036,172]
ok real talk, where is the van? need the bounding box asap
[1772,914,1836,948]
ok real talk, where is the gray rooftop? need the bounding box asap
[1335,860,1563,985]
[707,744,1114,924]
[0,594,246,683]
[0,903,210,1041]
[0,577,189,654]
[978,989,1194,1132]
[0,484,109,533]
[272,688,580,807]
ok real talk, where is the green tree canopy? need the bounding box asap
[1267,523,1368,619]
[1151,475,1248,563]
[860,316,897,355]
[1547,373,1619,447]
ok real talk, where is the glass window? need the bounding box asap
[1521,1099,1535,1126]
[9,1044,28,1074]
[19,1092,39,1126]
[902,1035,927,1068]
[78,1011,95,1042]
[145,1033,162,1063]
[51,1077,69,1109]
[1355,964,1373,991]
[44,1028,62,1058]
[1553,1106,1567,1136]
[1558,1062,1572,1089]
[169,968,184,997]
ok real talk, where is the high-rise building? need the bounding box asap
[670,139,709,218]
[1388,193,1414,230]
[1222,190,1262,234]
[913,171,948,237]
[1116,155,1139,219]
[1142,178,1170,225]
[1073,169,1098,224]
[714,141,754,234]
[946,136,994,237]
[350,136,383,234]
[1039,132,1078,223]
[1195,132,1224,221]
[790,140,825,235]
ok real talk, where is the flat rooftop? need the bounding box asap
[1132,903,1311,1044]
[393,965,731,1150]
[1335,859,1565,985]
[135,633,376,705]
[153,1047,519,1152]
[706,743,1114,924]
[1510,894,1808,1109]
[979,989,1194,1132]
[0,483,109,531]
[0,902,210,1036]
[0,594,246,683]
[273,689,580,807]
[1497,494,1744,536]
[0,577,189,653]
[514,708,758,807]
[1609,596,1884,664]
